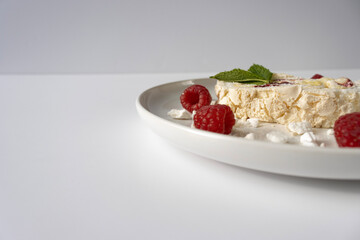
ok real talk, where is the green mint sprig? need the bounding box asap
[210,64,273,85]
[248,64,273,81]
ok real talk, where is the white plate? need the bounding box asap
[136,78,360,180]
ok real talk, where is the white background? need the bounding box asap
[1,0,360,73]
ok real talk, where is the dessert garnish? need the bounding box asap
[300,132,318,147]
[210,64,273,85]
[311,74,323,79]
[180,84,212,112]
[287,122,312,135]
[167,109,192,120]
[193,104,235,134]
[334,112,360,147]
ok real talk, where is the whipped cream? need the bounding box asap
[300,132,318,147]
[167,109,192,119]
[266,131,289,143]
[327,129,334,135]
[287,121,312,135]
[245,133,255,140]
[247,118,259,128]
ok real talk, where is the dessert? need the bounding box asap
[213,65,360,128]
[166,66,360,148]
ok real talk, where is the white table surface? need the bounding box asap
[1,71,360,240]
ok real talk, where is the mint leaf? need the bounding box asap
[210,64,273,85]
[210,68,260,81]
[248,64,273,80]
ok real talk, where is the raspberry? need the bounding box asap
[194,104,235,134]
[334,112,360,148]
[337,78,354,87]
[311,74,324,79]
[180,85,212,112]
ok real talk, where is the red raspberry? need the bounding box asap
[194,104,235,134]
[334,112,360,147]
[180,85,212,112]
[337,78,354,87]
[311,74,324,79]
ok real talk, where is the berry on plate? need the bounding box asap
[334,112,360,148]
[193,104,235,134]
[311,74,324,79]
[180,85,212,112]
